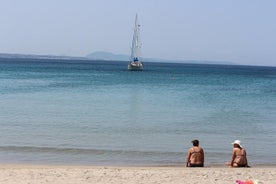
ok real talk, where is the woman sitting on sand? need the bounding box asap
[226,140,248,167]
[186,139,204,167]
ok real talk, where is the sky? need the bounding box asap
[0,0,276,66]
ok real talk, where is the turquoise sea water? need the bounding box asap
[0,58,275,166]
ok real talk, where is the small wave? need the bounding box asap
[0,145,186,166]
[0,145,183,156]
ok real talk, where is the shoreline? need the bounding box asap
[1,163,276,169]
[1,161,276,168]
[0,164,275,184]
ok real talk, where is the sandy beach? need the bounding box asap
[0,164,275,184]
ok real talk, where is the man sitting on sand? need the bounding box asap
[186,139,204,167]
[226,140,248,167]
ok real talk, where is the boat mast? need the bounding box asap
[131,14,141,62]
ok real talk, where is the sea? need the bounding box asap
[0,58,275,166]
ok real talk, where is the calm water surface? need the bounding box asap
[0,58,275,166]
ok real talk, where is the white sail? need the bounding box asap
[128,14,143,71]
[131,14,141,61]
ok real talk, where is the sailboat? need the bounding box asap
[128,14,143,71]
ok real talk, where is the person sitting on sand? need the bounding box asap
[226,140,248,167]
[186,139,204,167]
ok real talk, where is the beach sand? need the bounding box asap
[0,164,275,184]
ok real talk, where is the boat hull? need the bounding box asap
[128,62,143,71]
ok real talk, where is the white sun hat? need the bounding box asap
[232,140,243,148]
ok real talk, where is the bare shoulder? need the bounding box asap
[233,147,243,154]
[188,147,193,152]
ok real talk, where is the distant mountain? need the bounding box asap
[0,53,86,60]
[86,51,130,61]
[0,52,235,65]
[86,51,235,65]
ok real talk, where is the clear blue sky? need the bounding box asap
[0,0,276,66]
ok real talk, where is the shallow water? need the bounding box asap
[0,58,275,166]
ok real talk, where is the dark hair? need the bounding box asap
[192,140,199,146]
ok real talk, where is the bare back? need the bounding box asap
[187,146,204,165]
[233,148,247,165]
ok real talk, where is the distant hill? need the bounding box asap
[86,51,130,61]
[0,52,235,65]
[86,51,235,65]
[0,53,86,60]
